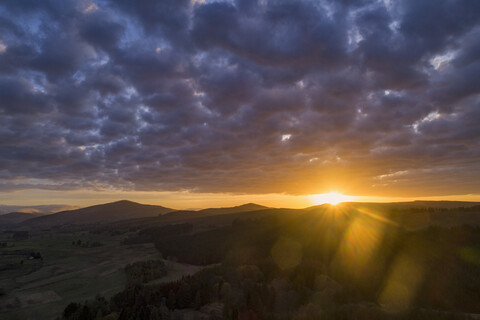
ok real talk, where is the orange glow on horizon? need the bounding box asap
[1,189,480,210]
[309,192,355,205]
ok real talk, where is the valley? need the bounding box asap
[1,200,480,319]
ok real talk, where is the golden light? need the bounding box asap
[309,192,354,205]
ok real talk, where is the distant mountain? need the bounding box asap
[161,203,269,220]
[198,203,269,215]
[0,212,44,227]
[24,200,174,227]
[0,204,77,215]
[98,207,291,234]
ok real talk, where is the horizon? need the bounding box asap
[3,194,480,213]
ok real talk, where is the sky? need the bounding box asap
[0,0,480,209]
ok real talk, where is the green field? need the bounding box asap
[0,231,160,320]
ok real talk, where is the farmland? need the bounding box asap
[0,231,159,320]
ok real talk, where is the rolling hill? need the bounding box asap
[197,203,269,215]
[24,200,174,227]
[307,201,480,229]
[91,203,275,233]
[0,211,45,227]
[15,200,480,230]
[0,204,76,215]
[307,200,480,211]
[159,203,270,221]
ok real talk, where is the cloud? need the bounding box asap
[0,0,479,198]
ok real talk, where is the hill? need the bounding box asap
[24,200,174,227]
[88,203,480,318]
[197,203,269,215]
[0,211,44,227]
[307,200,480,211]
[0,204,76,215]
[158,203,270,222]
[93,204,277,235]
[307,201,480,229]
[95,201,480,236]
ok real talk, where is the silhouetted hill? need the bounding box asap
[307,201,480,229]
[198,203,269,215]
[159,203,269,221]
[19,200,480,230]
[0,211,44,227]
[24,200,174,227]
[93,208,290,235]
[307,200,480,211]
[0,204,76,215]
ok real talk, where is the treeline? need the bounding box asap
[387,206,480,214]
[125,260,167,286]
[72,239,103,248]
[63,295,112,320]
[63,262,475,320]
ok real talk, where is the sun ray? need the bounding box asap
[309,192,354,205]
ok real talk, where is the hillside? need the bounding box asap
[0,212,44,227]
[308,201,480,229]
[307,200,480,211]
[95,201,480,235]
[91,203,480,318]
[198,203,269,215]
[0,204,76,215]
[24,200,174,227]
[92,204,277,234]
[158,203,270,222]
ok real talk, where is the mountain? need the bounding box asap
[0,211,44,227]
[24,200,174,227]
[160,203,270,221]
[197,203,269,215]
[95,203,272,231]
[0,204,77,215]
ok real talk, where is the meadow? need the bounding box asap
[0,231,160,320]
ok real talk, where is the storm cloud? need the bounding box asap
[0,0,479,197]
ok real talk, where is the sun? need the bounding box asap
[309,192,354,205]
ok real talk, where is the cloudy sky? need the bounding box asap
[1,0,479,208]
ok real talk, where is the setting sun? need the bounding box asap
[309,192,355,205]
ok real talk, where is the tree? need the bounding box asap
[176,282,193,308]
[63,302,80,319]
[167,290,176,310]
[195,291,202,310]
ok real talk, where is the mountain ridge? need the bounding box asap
[23,200,174,227]
[0,211,45,227]
[197,202,269,214]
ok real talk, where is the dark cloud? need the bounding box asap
[0,77,53,114]
[78,12,124,52]
[192,0,348,68]
[0,0,479,198]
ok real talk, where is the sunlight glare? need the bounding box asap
[309,192,354,205]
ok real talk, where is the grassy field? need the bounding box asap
[146,260,206,286]
[0,231,161,320]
